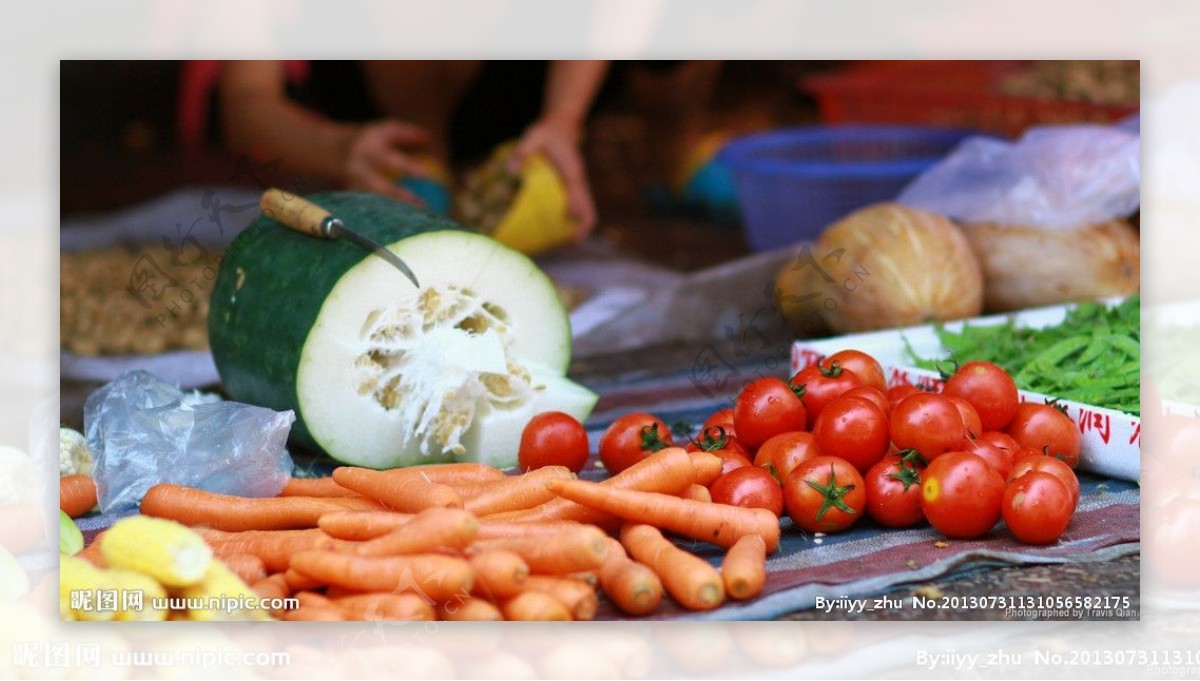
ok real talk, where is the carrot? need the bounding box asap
[721,535,767,601]
[323,584,367,599]
[280,605,346,621]
[545,478,781,551]
[501,591,570,621]
[198,528,357,573]
[284,567,324,592]
[332,467,462,512]
[251,573,291,600]
[333,593,435,621]
[60,475,98,518]
[280,477,359,498]
[598,537,662,617]
[220,554,267,585]
[318,511,413,541]
[354,507,478,557]
[620,524,724,611]
[469,525,610,574]
[463,466,574,516]
[295,591,336,610]
[468,550,529,600]
[140,484,385,531]
[437,597,503,621]
[688,452,724,486]
[683,484,712,503]
[290,551,474,602]
[380,463,507,486]
[487,448,699,525]
[520,576,598,621]
[474,520,586,541]
[76,531,106,568]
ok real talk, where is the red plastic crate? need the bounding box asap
[803,61,1138,137]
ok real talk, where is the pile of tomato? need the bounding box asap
[522,349,1085,547]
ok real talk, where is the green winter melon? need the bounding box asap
[208,192,597,469]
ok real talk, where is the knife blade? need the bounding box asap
[260,188,421,289]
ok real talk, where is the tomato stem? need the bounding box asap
[804,463,858,520]
[639,424,669,453]
[689,426,731,453]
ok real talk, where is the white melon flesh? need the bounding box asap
[296,231,593,469]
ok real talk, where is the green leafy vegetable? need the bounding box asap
[906,295,1140,415]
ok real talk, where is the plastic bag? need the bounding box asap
[85,370,295,513]
[897,124,1140,229]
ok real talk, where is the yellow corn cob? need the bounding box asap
[59,555,114,621]
[100,516,212,588]
[181,560,273,621]
[106,568,168,622]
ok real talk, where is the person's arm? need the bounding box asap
[219,61,429,201]
[513,60,610,238]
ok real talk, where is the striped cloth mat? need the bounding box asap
[579,360,1141,621]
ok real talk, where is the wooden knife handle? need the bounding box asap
[261,188,334,238]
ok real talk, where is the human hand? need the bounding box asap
[343,120,433,205]
[512,117,597,240]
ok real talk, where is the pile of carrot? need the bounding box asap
[123,447,776,621]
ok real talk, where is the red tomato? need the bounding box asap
[822,350,886,392]
[1008,455,1079,511]
[978,431,1020,457]
[864,453,925,528]
[842,386,891,416]
[961,438,1013,479]
[1002,471,1073,545]
[685,425,751,460]
[920,451,1005,539]
[703,408,737,437]
[1005,403,1081,469]
[598,412,673,475]
[1146,496,1200,587]
[784,456,866,533]
[712,449,754,477]
[947,396,983,440]
[812,396,890,473]
[710,466,784,516]
[518,411,590,472]
[944,361,1020,431]
[886,384,923,410]
[734,377,808,449]
[752,431,820,482]
[889,393,966,461]
[791,362,864,429]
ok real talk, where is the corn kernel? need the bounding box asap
[182,561,272,621]
[100,516,212,588]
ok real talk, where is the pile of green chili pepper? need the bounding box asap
[906,295,1140,415]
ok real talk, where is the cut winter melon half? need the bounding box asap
[208,192,596,470]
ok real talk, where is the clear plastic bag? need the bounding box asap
[85,370,295,513]
[898,124,1140,229]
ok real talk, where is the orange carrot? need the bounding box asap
[318,511,413,541]
[545,478,781,551]
[621,524,724,611]
[251,573,291,600]
[469,525,610,574]
[380,463,507,486]
[474,520,586,541]
[721,535,767,601]
[284,567,324,593]
[333,593,435,621]
[140,484,385,531]
[76,531,106,568]
[354,508,478,557]
[683,484,712,503]
[689,452,724,486]
[281,605,345,621]
[463,466,574,516]
[220,554,267,585]
[60,475,98,518]
[598,537,662,617]
[487,448,699,525]
[436,597,503,621]
[501,591,570,621]
[332,467,462,512]
[290,551,474,602]
[295,591,336,610]
[323,584,368,599]
[468,550,529,600]
[520,576,598,621]
[280,477,360,498]
[198,528,357,573]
